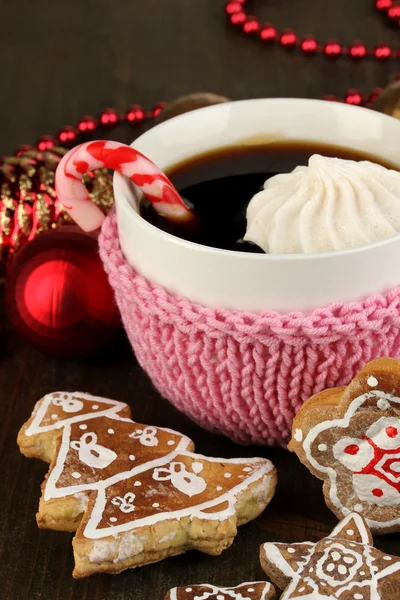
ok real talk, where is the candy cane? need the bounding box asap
[55,140,195,232]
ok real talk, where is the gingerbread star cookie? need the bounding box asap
[165,582,276,600]
[289,358,400,534]
[260,512,400,599]
[18,392,277,578]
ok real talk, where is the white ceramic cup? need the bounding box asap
[113,98,400,314]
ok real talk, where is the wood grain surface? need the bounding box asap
[1,1,400,599]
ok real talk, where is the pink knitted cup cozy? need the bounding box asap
[99,210,400,447]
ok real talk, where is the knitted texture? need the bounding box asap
[99,210,400,447]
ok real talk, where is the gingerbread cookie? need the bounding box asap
[260,512,400,599]
[165,582,276,600]
[289,358,400,533]
[18,392,277,578]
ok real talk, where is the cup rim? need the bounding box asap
[113,97,400,262]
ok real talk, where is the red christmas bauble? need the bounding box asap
[5,227,120,358]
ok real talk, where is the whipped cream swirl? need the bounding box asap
[244,154,400,254]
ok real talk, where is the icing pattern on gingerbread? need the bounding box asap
[260,513,400,600]
[25,391,126,435]
[153,461,207,496]
[301,380,400,531]
[111,492,136,513]
[70,432,118,469]
[129,426,158,447]
[166,582,275,600]
[22,391,275,540]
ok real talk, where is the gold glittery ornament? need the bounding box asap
[0,146,114,270]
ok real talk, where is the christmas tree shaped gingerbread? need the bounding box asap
[18,392,277,578]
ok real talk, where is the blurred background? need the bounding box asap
[1,0,399,154]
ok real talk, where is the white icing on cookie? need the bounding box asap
[53,394,84,413]
[168,582,274,600]
[353,474,400,507]
[153,461,207,497]
[377,399,390,411]
[367,376,379,388]
[43,413,192,501]
[365,418,400,450]
[315,542,362,586]
[70,432,117,469]
[84,455,272,539]
[294,428,303,442]
[29,392,274,541]
[129,426,158,447]
[111,492,136,513]
[332,437,374,472]
[302,388,400,531]
[25,392,126,436]
[261,513,400,600]
[192,462,203,474]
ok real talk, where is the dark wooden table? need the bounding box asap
[1,1,400,599]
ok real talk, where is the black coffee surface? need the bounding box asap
[139,142,395,252]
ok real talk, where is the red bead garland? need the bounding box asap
[77,115,98,134]
[280,29,298,49]
[344,89,364,106]
[152,102,167,118]
[10,4,400,161]
[224,0,400,61]
[389,5,400,20]
[223,0,400,107]
[374,43,393,59]
[261,24,278,42]
[230,11,246,26]
[349,41,367,59]
[57,125,78,146]
[37,135,56,152]
[301,36,318,55]
[376,0,392,11]
[100,108,119,126]
[21,81,400,161]
[7,2,400,160]
[243,16,260,34]
[29,103,162,157]
[126,104,145,123]
[324,39,343,58]
[225,1,243,14]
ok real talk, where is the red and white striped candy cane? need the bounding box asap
[55,140,195,232]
